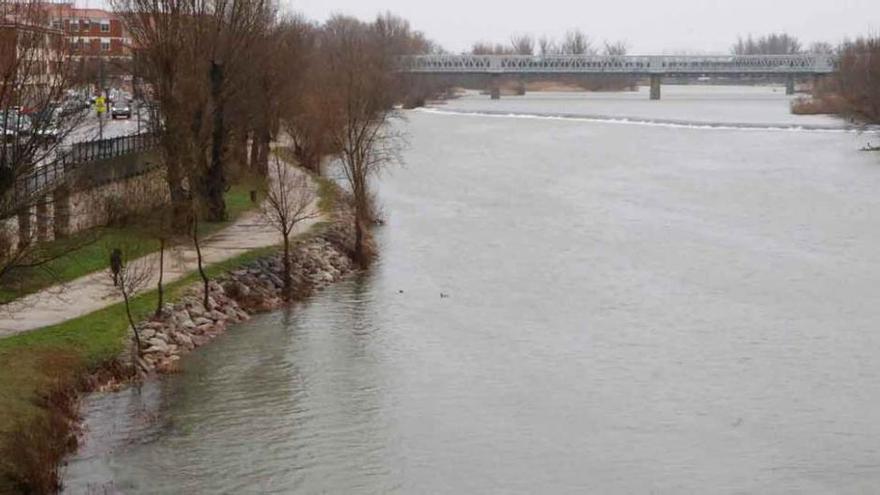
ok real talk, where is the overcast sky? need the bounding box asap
[285,0,880,54]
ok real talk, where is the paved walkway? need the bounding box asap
[0,167,322,337]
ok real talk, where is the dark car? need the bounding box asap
[111,101,132,119]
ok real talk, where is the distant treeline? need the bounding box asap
[471,30,629,56]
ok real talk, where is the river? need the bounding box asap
[63,86,880,494]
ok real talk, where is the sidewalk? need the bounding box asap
[0,168,322,338]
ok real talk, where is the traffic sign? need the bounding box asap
[95,96,106,115]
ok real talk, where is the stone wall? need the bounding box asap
[3,151,166,247]
[68,166,168,234]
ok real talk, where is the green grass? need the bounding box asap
[0,186,258,305]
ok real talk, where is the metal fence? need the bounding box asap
[12,132,159,203]
[60,133,157,164]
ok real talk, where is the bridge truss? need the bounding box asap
[398,54,836,76]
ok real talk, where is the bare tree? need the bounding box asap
[538,36,557,56]
[260,156,317,300]
[191,204,210,310]
[107,243,154,361]
[510,34,535,55]
[603,40,629,56]
[808,41,835,54]
[732,33,802,55]
[318,15,402,266]
[113,0,276,224]
[471,41,512,55]
[560,29,595,55]
[835,36,880,124]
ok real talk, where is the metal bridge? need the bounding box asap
[398,54,836,99]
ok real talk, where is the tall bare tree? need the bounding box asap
[560,29,595,55]
[603,40,629,56]
[538,36,557,56]
[113,0,275,224]
[318,15,402,265]
[510,34,535,55]
[260,156,317,300]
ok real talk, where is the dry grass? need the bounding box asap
[0,351,83,495]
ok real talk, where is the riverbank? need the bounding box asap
[0,173,365,494]
[127,212,358,377]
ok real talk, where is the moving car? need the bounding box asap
[111,101,132,119]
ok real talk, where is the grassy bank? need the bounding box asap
[0,172,337,494]
[0,186,257,305]
[0,243,282,493]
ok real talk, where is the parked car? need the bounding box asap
[29,107,62,143]
[111,101,132,119]
[0,111,32,139]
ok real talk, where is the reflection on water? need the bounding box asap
[65,88,880,494]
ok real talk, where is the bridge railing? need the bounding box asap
[398,54,836,74]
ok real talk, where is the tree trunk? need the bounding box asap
[354,218,365,268]
[193,217,210,310]
[155,238,165,317]
[282,234,292,301]
[164,153,191,232]
[249,129,260,171]
[122,287,141,376]
[254,126,271,177]
[204,61,227,222]
[235,129,249,170]
[16,208,32,251]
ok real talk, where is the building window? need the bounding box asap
[77,38,84,50]
[100,21,110,33]
[79,19,89,31]
[101,38,110,51]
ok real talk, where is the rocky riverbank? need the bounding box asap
[129,213,359,377]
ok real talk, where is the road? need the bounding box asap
[65,107,151,144]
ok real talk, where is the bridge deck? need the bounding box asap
[399,55,835,75]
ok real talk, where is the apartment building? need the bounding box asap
[41,2,131,87]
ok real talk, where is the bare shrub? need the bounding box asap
[107,241,154,361]
[260,157,318,300]
[791,95,846,115]
[835,36,880,124]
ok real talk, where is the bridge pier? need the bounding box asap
[812,74,826,94]
[785,75,796,95]
[650,75,662,100]
[489,74,501,100]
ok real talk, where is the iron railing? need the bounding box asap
[11,132,159,203]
